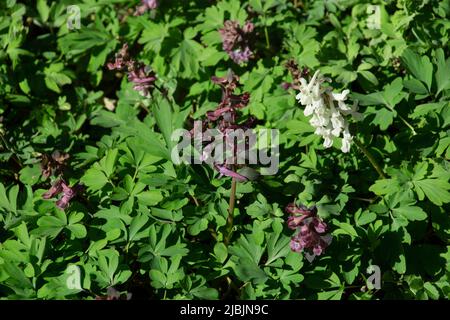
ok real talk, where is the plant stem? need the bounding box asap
[398,114,417,135]
[154,83,175,112]
[223,276,239,299]
[191,194,200,206]
[354,138,387,179]
[349,196,377,203]
[225,177,237,245]
[385,104,417,135]
[264,26,270,49]
[0,132,22,168]
[208,227,218,240]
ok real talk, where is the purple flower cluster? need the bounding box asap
[95,287,132,300]
[194,71,256,181]
[40,150,80,210]
[43,179,81,210]
[107,44,157,97]
[40,150,69,180]
[286,203,332,258]
[281,59,309,91]
[219,20,254,64]
[206,73,251,124]
[134,0,158,16]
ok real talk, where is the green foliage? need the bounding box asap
[0,0,449,300]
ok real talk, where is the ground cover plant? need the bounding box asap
[0,0,449,300]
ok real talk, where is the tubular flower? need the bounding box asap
[219,20,254,64]
[282,59,309,90]
[40,150,69,180]
[295,70,362,153]
[95,287,132,300]
[286,203,332,259]
[134,0,158,16]
[43,179,80,210]
[107,43,157,97]
[127,65,157,97]
[193,71,255,181]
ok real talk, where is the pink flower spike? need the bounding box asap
[285,202,332,259]
[42,180,64,199]
[43,179,79,210]
[215,164,248,182]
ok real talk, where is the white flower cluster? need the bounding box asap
[295,70,362,153]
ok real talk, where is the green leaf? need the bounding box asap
[149,269,166,289]
[152,98,173,151]
[355,78,406,109]
[213,243,228,263]
[102,149,118,177]
[369,178,400,196]
[394,253,406,274]
[411,102,448,119]
[355,210,377,226]
[187,217,208,236]
[358,70,379,86]
[190,286,219,300]
[423,282,440,300]
[136,190,163,206]
[81,166,109,192]
[404,78,428,95]
[128,213,149,242]
[37,0,49,22]
[67,224,87,239]
[33,211,67,239]
[138,21,169,54]
[366,107,395,130]
[435,49,450,95]
[233,257,268,284]
[392,204,427,221]
[333,221,358,238]
[401,48,433,91]
[0,183,14,212]
[265,233,290,266]
[413,179,450,206]
[170,28,203,78]
[316,288,343,300]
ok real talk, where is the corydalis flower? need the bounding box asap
[107,44,157,97]
[40,150,69,180]
[295,70,362,153]
[207,73,250,123]
[229,47,253,65]
[282,59,309,91]
[215,164,248,182]
[286,203,332,259]
[43,179,80,210]
[127,65,157,97]
[219,20,254,64]
[134,0,158,16]
[95,287,132,300]
[107,43,132,70]
[194,71,255,181]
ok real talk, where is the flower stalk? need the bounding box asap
[219,20,255,64]
[293,68,362,153]
[264,26,270,49]
[354,138,386,179]
[225,176,237,245]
